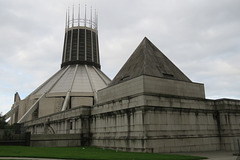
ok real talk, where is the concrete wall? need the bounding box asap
[91,107,148,152]
[10,104,18,124]
[97,76,144,104]
[215,99,240,151]
[143,105,220,152]
[30,134,82,147]
[90,93,222,152]
[71,97,93,108]
[21,76,240,153]
[143,76,205,99]
[97,75,205,104]
[39,97,64,117]
[0,133,30,146]
[17,98,37,122]
[24,106,91,136]
[22,94,240,152]
[10,94,94,124]
[91,75,239,152]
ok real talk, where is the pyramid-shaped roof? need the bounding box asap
[109,37,191,86]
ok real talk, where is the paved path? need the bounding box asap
[0,158,66,160]
[0,151,239,160]
[178,151,239,160]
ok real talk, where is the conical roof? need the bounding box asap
[31,64,110,97]
[109,37,191,86]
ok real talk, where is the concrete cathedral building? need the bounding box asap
[5,6,240,153]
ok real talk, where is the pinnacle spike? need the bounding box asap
[72,4,74,27]
[67,7,70,29]
[84,4,87,27]
[65,10,68,29]
[78,4,80,26]
[90,6,93,29]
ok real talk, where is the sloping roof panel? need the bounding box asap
[109,37,191,86]
[32,65,111,96]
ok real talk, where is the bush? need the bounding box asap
[0,114,7,129]
[0,114,16,139]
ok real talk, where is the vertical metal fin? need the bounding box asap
[67,7,70,29]
[90,6,93,29]
[65,10,68,29]
[72,4,74,27]
[61,4,100,69]
[78,4,80,26]
[84,4,87,27]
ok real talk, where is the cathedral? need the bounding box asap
[5,6,240,153]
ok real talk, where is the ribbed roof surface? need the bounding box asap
[32,64,111,96]
[109,37,191,86]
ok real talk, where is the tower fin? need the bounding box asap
[14,92,21,102]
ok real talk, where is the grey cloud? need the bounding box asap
[0,0,240,114]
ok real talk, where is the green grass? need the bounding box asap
[0,146,206,160]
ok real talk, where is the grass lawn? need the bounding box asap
[0,146,206,160]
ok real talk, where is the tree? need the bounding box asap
[0,113,15,139]
[0,113,7,129]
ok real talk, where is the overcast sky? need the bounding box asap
[0,0,240,114]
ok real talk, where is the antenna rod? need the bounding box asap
[65,10,68,29]
[90,6,93,29]
[95,9,97,29]
[64,3,98,30]
[96,10,98,30]
[67,7,70,29]
[84,4,87,27]
[78,4,80,26]
[72,4,74,27]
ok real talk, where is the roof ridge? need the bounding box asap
[143,38,147,75]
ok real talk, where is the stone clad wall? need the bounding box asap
[97,76,144,104]
[90,94,223,152]
[17,98,36,122]
[143,76,205,99]
[91,106,148,152]
[143,95,220,152]
[24,106,91,137]
[215,99,240,151]
[22,75,240,152]
[97,75,205,104]
[30,134,82,147]
[24,106,91,147]
[91,96,145,151]
[38,97,64,117]
[23,95,240,152]
[91,75,240,153]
